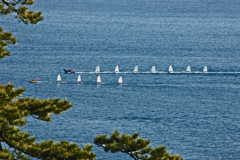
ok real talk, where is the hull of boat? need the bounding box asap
[63,69,74,73]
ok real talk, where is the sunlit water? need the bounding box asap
[1,0,240,159]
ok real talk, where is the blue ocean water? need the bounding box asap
[1,0,240,159]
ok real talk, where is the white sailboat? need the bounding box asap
[77,75,81,83]
[151,66,156,73]
[168,65,173,73]
[118,76,123,84]
[57,74,61,82]
[97,75,101,83]
[186,66,191,73]
[115,65,119,73]
[133,66,138,73]
[203,66,207,73]
[95,66,100,73]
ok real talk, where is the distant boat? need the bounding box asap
[168,65,173,73]
[29,79,37,83]
[133,66,138,73]
[186,66,191,73]
[151,66,156,73]
[95,66,100,73]
[77,75,81,83]
[115,65,119,73]
[203,66,207,73]
[118,76,123,84]
[63,69,74,73]
[97,75,101,83]
[57,74,61,82]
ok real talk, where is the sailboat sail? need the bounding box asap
[168,65,173,73]
[133,66,138,73]
[203,66,207,73]
[118,76,123,84]
[78,75,81,83]
[115,65,119,73]
[95,66,100,73]
[186,66,191,73]
[57,74,61,82]
[151,66,156,73]
[97,75,101,83]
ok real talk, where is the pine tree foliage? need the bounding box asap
[0,83,96,160]
[0,27,17,59]
[94,130,182,160]
[0,0,43,24]
[0,0,43,59]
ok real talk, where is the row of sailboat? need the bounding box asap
[56,65,208,84]
[95,65,208,74]
[57,74,123,84]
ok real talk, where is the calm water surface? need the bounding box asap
[1,0,240,159]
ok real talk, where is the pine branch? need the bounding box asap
[1,0,21,6]
[1,0,18,11]
[0,0,43,24]
[0,131,39,159]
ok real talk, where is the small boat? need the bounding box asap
[97,75,101,83]
[118,76,123,84]
[115,65,119,73]
[203,66,207,73]
[29,79,37,83]
[63,69,74,73]
[57,74,61,82]
[151,66,156,73]
[95,66,100,74]
[77,75,81,83]
[186,66,191,73]
[168,65,173,73]
[133,66,138,73]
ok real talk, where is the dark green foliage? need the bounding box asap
[94,130,182,160]
[0,83,96,159]
[0,0,43,59]
[0,0,43,24]
[0,27,17,59]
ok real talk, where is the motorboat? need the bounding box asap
[29,79,37,83]
[63,69,74,73]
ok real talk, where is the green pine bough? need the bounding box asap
[0,83,96,160]
[94,130,182,160]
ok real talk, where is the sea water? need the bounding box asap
[1,0,240,159]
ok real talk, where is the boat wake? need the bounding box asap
[75,71,240,74]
